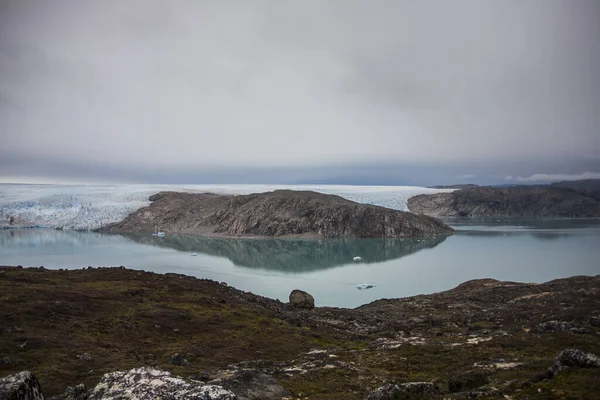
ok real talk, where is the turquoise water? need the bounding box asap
[1,219,599,308]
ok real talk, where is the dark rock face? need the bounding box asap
[289,290,315,309]
[407,186,600,217]
[101,190,454,238]
[0,371,45,400]
[208,370,290,400]
[86,367,236,400]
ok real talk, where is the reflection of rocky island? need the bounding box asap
[101,190,454,238]
[125,234,448,272]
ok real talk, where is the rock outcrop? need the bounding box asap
[86,367,236,400]
[101,190,454,238]
[549,349,600,375]
[289,289,315,309]
[208,370,290,400]
[0,371,45,400]
[408,186,600,217]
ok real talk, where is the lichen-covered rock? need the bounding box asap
[533,320,573,333]
[0,371,45,400]
[87,367,236,400]
[550,349,600,375]
[366,382,436,399]
[209,370,290,400]
[289,290,315,309]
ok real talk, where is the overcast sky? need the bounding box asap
[1,0,599,185]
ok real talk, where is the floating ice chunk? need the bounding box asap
[357,283,376,290]
[353,256,362,261]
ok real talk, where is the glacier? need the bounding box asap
[0,184,454,230]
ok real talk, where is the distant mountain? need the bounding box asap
[408,185,600,217]
[101,190,454,238]
[430,184,479,189]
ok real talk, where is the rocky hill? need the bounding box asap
[100,190,454,238]
[407,186,600,217]
[550,179,600,200]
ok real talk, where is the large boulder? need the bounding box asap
[0,371,45,400]
[550,349,600,375]
[209,370,290,400]
[86,367,236,400]
[289,290,315,309]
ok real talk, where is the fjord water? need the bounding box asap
[1,218,599,308]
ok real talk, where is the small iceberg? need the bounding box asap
[190,253,198,257]
[356,283,376,290]
[353,256,362,261]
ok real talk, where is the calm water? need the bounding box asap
[1,219,599,308]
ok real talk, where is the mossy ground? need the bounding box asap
[1,267,599,399]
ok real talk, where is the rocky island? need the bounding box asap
[100,190,454,238]
[408,185,600,217]
[1,266,599,399]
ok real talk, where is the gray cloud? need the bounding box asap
[506,171,600,182]
[1,0,599,184]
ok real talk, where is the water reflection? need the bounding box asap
[124,234,449,272]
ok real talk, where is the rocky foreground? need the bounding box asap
[100,190,454,238]
[408,186,600,217]
[1,266,600,399]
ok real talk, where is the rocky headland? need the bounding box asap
[408,185,600,217]
[1,266,599,399]
[100,190,454,238]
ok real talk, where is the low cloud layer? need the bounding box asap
[506,171,600,182]
[1,0,599,184]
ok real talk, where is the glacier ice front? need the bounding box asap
[0,184,454,231]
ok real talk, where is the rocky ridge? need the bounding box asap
[407,185,600,217]
[100,190,454,238]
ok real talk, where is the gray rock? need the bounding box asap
[550,349,600,375]
[76,353,92,362]
[64,384,88,400]
[533,320,573,333]
[209,370,290,400]
[289,290,315,309]
[589,316,600,327]
[87,367,237,400]
[366,382,436,399]
[467,386,501,399]
[0,371,45,400]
